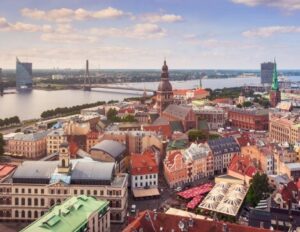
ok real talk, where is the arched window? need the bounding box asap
[28,198,32,206]
[34,198,38,206]
[15,198,19,205]
[15,211,19,218]
[21,210,25,218]
[21,198,25,206]
[34,211,38,218]
[50,199,55,206]
[62,159,66,167]
[41,198,44,206]
[28,211,32,218]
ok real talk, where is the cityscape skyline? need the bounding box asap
[0,0,300,69]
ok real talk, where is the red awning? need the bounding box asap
[177,183,213,199]
[187,195,204,209]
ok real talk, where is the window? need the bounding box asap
[41,198,45,206]
[80,190,84,194]
[87,190,90,195]
[15,211,19,218]
[15,198,19,205]
[28,198,32,206]
[34,189,38,194]
[93,190,97,196]
[21,189,25,194]
[28,189,31,194]
[15,188,19,194]
[34,198,38,206]
[41,189,44,194]
[21,198,25,206]
[74,190,78,194]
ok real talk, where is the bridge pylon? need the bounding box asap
[83,60,91,91]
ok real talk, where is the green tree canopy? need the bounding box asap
[246,173,271,207]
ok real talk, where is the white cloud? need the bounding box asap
[0,17,52,32]
[90,23,166,39]
[141,13,183,23]
[21,7,131,22]
[242,26,300,37]
[231,0,300,11]
[41,33,97,43]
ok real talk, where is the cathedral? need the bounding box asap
[269,60,281,107]
[155,60,173,114]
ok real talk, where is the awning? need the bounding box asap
[177,183,213,199]
[187,195,204,209]
[132,188,160,198]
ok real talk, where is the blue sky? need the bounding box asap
[0,0,300,69]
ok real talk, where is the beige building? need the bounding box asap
[46,129,66,155]
[5,131,48,159]
[99,131,163,155]
[0,144,128,224]
[269,111,300,145]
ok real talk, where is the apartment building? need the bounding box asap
[269,111,300,144]
[46,129,66,155]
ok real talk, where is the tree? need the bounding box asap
[188,129,207,142]
[0,133,4,156]
[243,101,253,108]
[246,173,271,207]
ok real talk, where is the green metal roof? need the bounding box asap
[166,139,189,151]
[21,195,109,232]
[271,60,279,91]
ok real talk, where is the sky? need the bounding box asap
[0,0,300,69]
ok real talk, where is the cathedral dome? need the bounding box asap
[158,80,172,92]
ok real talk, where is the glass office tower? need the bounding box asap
[16,58,32,89]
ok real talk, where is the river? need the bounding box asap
[0,76,299,120]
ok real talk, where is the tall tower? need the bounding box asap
[156,60,173,114]
[83,60,91,91]
[0,68,3,96]
[57,142,71,174]
[16,58,33,90]
[269,59,281,107]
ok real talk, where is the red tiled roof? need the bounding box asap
[0,164,17,179]
[130,150,158,175]
[193,88,209,95]
[280,181,298,203]
[173,89,189,96]
[123,210,275,232]
[143,124,172,138]
[228,154,257,178]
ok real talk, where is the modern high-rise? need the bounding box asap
[16,58,32,89]
[261,62,275,84]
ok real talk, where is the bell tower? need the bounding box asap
[156,60,173,115]
[57,142,71,173]
[269,59,281,107]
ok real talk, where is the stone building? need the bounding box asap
[0,144,128,223]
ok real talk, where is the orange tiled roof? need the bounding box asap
[194,88,209,95]
[0,164,17,179]
[228,154,257,178]
[173,89,189,96]
[130,150,158,175]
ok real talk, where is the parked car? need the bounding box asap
[130,204,136,213]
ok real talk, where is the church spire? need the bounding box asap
[271,58,279,91]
